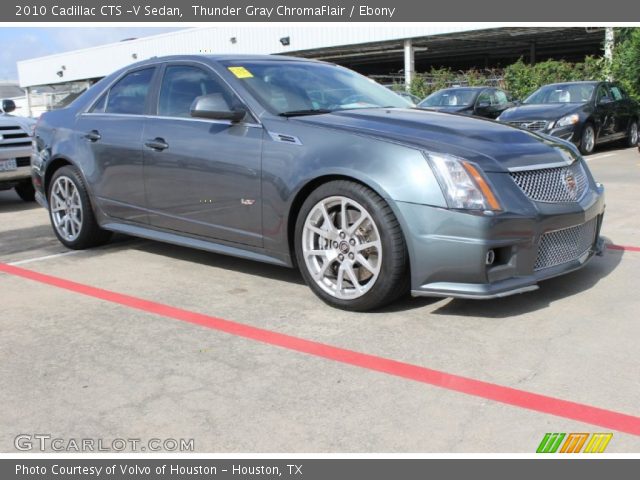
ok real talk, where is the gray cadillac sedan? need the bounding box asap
[32,55,605,311]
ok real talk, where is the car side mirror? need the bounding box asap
[1,99,16,114]
[598,96,613,105]
[190,94,246,122]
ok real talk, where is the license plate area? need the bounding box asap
[0,158,18,172]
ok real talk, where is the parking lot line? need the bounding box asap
[1,260,639,437]
[586,153,616,161]
[7,250,82,266]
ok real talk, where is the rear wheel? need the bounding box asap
[48,165,112,249]
[14,180,35,202]
[579,123,595,155]
[626,120,638,148]
[294,180,409,311]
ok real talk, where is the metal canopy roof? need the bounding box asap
[17,26,605,88]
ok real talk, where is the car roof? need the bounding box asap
[130,54,327,68]
[544,81,600,87]
[439,86,488,91]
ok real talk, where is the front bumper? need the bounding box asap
[397,176,605,299]
[546,124,578,144]
[0,154,32,186]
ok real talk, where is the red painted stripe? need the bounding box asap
[607,244,640,253]
[2,261,639,436]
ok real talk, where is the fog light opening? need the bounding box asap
[486,249,496,265]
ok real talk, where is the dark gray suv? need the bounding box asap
[32,55,605,311]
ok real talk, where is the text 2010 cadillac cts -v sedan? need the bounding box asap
[32,55,605,311]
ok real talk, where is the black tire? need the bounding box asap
[14,180,35,202]
[48,165,112,249]
[294,180,409,311]
[579,123,596,155]
[625,119,638,148]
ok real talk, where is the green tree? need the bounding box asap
[612,28,640,101]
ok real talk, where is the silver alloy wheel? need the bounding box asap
[302,195,382,300]
[50,176,83,242]
[583,126,595,153]
[630,122,638,145]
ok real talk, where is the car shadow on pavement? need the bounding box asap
[129,238,625,315]
[130,240,307,286]
[0,192,40,213]
[584,138,639,157]
[430,240,624,318]
[131,241,450,311]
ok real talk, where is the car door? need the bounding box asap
[609,84,632,137]
[594,83,616,139]
[473,90,493,118]
[75,66,156,222]
[143,63,263,247]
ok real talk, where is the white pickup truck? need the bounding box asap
[0,99,36,201]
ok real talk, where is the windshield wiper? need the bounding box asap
[278,109,333,117]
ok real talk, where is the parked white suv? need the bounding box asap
[0,99,35,201]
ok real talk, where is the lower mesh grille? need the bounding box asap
[534,219,598,271]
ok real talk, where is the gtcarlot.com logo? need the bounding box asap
[14,434,195,452]
[536,433,613,453]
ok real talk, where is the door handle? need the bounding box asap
[84,130,101,142]
[145,138,169,151]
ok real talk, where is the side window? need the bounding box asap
[476,91,491,106]
[596,85,611,104]
[90,92,107,113]
[494,90,508,106]
[104,68,154,115]
[610,86,623,101]
[158,65,238,118]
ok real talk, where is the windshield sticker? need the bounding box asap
[228,66,254,79]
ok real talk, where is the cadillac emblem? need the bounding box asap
[563,170,578,199]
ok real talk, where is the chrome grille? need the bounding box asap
[534,219,597,271]
[508,120,547,131]
[0,125,30,149]
[510,162,588,203]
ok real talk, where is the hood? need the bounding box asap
[498,103,585,122]
[292,108,579,172]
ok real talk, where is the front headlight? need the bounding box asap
[427,153,502,211]
[555,113,580,128]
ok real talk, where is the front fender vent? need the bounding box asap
[269,132,302,146]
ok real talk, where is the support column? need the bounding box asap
[604,27,614,80]
[404,39,414,91]
[25,86,32,118]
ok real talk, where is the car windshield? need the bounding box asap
[221,60,411,115]
[524,84,595,104]
[419,89,479,107]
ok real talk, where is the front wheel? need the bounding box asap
[294,180,409,311]
[579,124,596,155]
[48,165,112,249]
